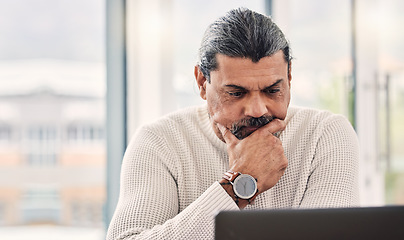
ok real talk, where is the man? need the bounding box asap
[107,8,359,240]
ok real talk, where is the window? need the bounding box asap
[66,124,104,144]
[0,202,4,224]
[378,0,404,205]
[21,187,61,224]
[26,126,58,167]
[0,124,11,143]
[0,0,106,239]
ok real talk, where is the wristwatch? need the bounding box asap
[223,171,258,202]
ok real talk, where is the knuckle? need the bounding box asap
[273,119,286,131]
[267,135,277,145]
[273,136,282,144]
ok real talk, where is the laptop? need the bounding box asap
[215,206,404,240]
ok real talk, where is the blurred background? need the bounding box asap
[0,0,403,239]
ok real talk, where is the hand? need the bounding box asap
[217,119,288,194]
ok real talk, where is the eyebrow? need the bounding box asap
[224,79,284,90]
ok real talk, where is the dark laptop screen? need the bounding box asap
[215,206,404,240]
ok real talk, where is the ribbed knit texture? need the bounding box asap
[106,105,359,240]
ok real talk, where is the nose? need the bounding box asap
[244,94,268,118]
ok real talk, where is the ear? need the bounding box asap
[287,61,292,89]
[194,65,207,100]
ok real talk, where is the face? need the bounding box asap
[195,50,292,141]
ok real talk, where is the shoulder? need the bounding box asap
[286,106,352,129]
[137,105,201,134]
[124,106,204,166]
[128,105,208,147]
[283,106,356,144]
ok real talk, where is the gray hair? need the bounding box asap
[197,8,292,82]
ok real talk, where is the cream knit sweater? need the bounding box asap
[107,105,359,240]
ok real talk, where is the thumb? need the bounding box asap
[216,123,238,145]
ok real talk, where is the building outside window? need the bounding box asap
[0,0,106,239]
[0,124,11,143]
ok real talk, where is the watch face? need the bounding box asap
[233,174,257,199]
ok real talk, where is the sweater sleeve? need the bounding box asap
[106,127,237,240]
[300,114,360,208]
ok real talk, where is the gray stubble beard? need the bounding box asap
[230,115,276,140]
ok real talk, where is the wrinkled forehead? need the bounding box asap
[211,51,289,85]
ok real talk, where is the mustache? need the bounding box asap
[230,115,275,139]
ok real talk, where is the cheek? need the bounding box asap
[273,90,291,120]
[206,93,239,127]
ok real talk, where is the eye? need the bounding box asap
[264,88,280,94]
[228,91,245,97]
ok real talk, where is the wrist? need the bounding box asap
[219,170,259,209]
[219,179,250,209]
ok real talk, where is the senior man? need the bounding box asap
[107,7,359,240]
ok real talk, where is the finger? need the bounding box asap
[259,118,286,136]
[216,123,239,144]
